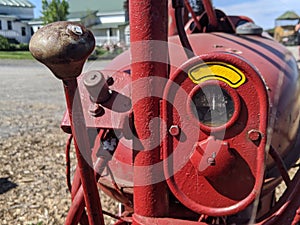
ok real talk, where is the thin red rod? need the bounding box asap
[184,0,201,30]
[66,137,89,225]
[202,0,218,28]
[292,208,300,225]
[65,155,111,225]
[63,79,104,225]
[129,0,169,222]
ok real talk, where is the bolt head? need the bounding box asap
[67,24,83,35]
[248,130,262,142]
[169,125,180,136]
[88,103,104,117]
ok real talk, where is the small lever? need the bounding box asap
[29,21,95,80]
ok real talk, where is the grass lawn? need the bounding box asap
[0,51,34,60]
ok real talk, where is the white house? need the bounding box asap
[0,0,35,44]
[67,0,129,46]
[29,0,129,46]
[62,10,129,46]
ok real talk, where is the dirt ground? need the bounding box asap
[0,59,118,225]
[0,46,299,225]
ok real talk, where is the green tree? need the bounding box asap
[0,35,10,50]
[41,0,69,24]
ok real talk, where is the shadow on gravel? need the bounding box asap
[0,177,17,194]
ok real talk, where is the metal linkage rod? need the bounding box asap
[202,0,218,28]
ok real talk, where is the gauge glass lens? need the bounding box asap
[191,85,235,127]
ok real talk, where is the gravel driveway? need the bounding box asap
[0,59,117,225]
[0,46,299,225]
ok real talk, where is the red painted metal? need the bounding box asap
[65,156,111,225]
[58,22,299,224]
[162,53,269,216]
[129,0,169,222]
[183,0,201,30]
[61,70,132,133]
[189,137,232,177]
[63,79,105,225]
[168,0,177,36]
[29,2,300,225]
[202,0,218,28]
[292,208,300,225]
[133,213,208,225]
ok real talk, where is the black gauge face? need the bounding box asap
[191,85,235,127]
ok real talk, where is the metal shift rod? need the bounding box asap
[29,21,105,225]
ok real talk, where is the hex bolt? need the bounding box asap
[207,152,216,166]
[83,71,111,104]
[169,125,180,136]
[248,129,262,142]
[207,157,216,166]
[88,103,104,117]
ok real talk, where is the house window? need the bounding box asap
[7,21,12,30]
[21,27,26,36]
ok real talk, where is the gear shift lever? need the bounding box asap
[29,21,104,225]
[29,21,95,79]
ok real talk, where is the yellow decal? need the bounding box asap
[188,62,246,88]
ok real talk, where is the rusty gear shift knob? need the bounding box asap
[29,21,95,80]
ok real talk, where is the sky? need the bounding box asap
[30,0,300,30]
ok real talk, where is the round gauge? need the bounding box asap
[191,85,235,127]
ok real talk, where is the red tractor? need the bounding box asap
[29,0,300,224]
